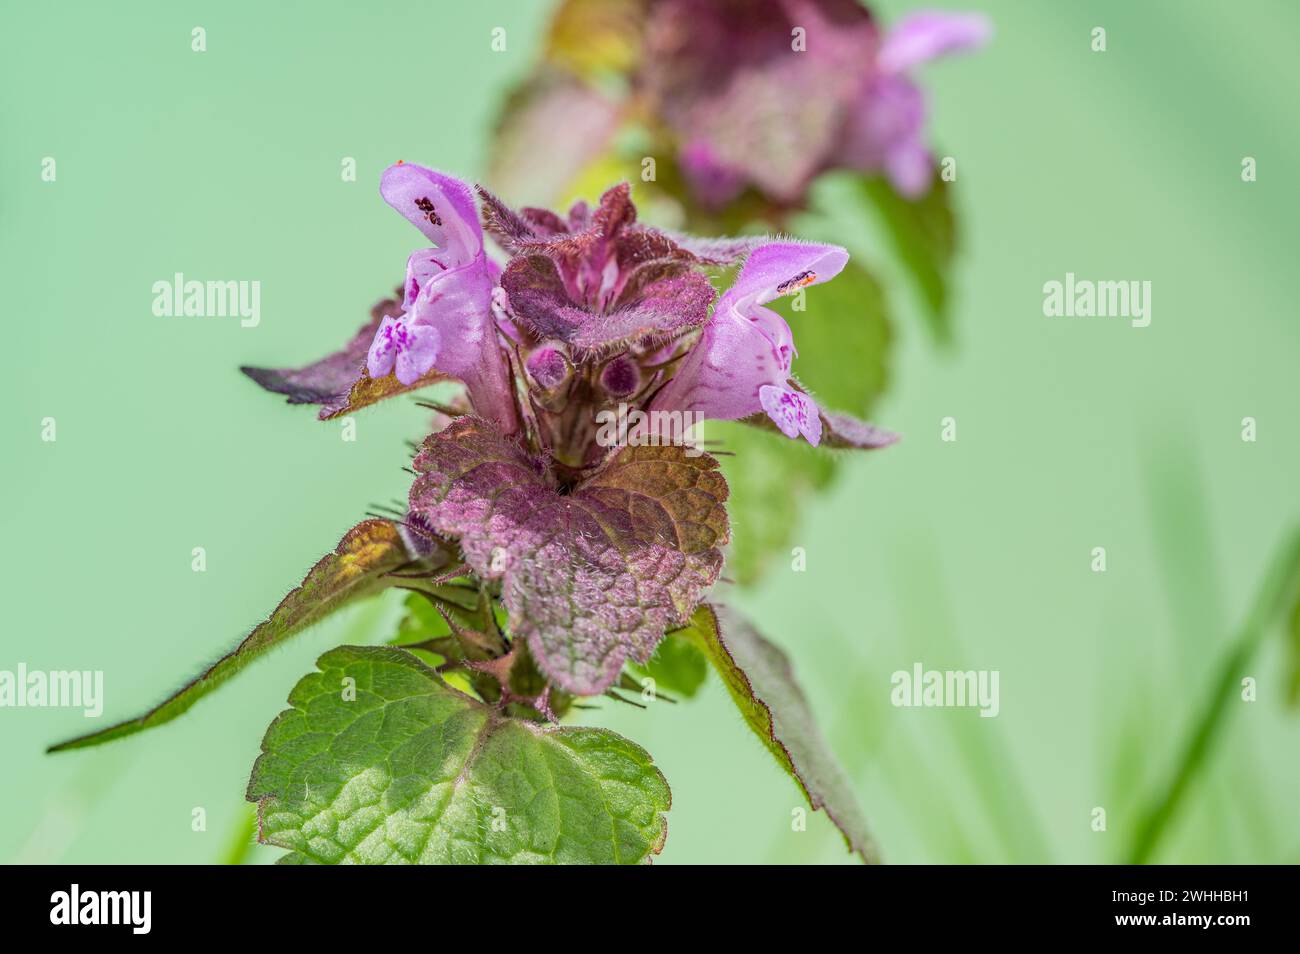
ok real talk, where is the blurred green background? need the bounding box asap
[3,0,1298,864]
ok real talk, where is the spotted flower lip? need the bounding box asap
[650,240,849,446]
[367,313,440,386]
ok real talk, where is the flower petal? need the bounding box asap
[405,258,518,432]
[877,11,993,74]
[651,241,849,427]
[720,241,850,314]
[759,385,823,446]
[406,261,493,376]
[367,313,403,379]
[643,0,877,202]
[380,162,482,266]
[885,138,935,198]
[394,322,442,386]
[243,291,460,420]
[741,405,899,449]
[403,248,451,308]
[838,73,927,174]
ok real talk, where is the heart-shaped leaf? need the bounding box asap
[49,520,431,752]
[677,604,877,862]
[247,645,671,864]
[409,417,729,695]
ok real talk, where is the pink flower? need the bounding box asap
[838,11,993,198]
[644,1,992,204]
[246,168,894,452]
[651,241,849,446]
[367,162,516,431]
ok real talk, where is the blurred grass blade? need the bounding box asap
[1126,528,1300,863]
[218,804,259,866]
[1287,595,1300,707]
[891,539,1054,863]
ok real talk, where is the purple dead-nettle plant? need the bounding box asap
[646,0,991,206]
[50,163,895,865]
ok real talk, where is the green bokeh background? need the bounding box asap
[3,0,1297,864]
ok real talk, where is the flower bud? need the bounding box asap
[525,342,571,391]
[599,354,641,398]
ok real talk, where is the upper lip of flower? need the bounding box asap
[362,162,519,432]
[382,160,485,266]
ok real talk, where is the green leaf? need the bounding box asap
[859,173,956,345]
[678,604,877,862]
[247,645,671,864]
[627,630,708,699]
[393,591,453,642]
[49,520,429,753]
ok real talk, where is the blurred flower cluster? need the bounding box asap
[491,0,989,219]
[489,0,990,582]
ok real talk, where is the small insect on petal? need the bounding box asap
[776,270,817,295]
